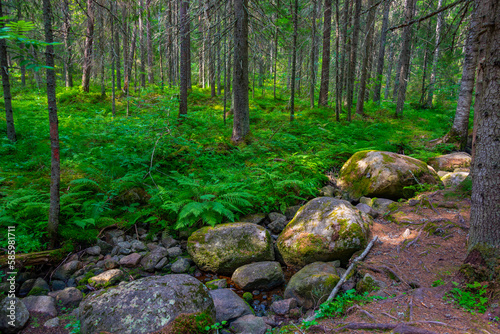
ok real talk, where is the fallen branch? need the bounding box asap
[0,249,64,268]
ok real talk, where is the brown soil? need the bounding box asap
[311,190,500,334]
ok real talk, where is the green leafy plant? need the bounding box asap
[444,281,488,314]
[431,279,446,287]
[65,319,81,334]
[204,320,227,333]
[302,289,386,328]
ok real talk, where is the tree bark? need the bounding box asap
[81,0,94,92]
[139,0,146,88]
[318,0,332,106]
[179,0,189,116]
[445,5,479,150]
[147,0,154,84]
[62,0,73,88]
[0,1,15,142]
[290,0,299,121]
[346,0,362,121]
[468,0,500,267]
[373,0,391,103]
[310,0,317,108]
[43,0,60,249]
[426,0,443,108]
[232,0,250,142]
[385,44,394,99]
[395,0,417,117]
[355,0,376,116]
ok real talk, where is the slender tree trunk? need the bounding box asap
[111,2,116,117]
[290,0,299,121]
[81,0,94,92]
[0,2,15,142]
[334,0,341,120]
[339,0,351,107]
[310,0,317,108]
[467,0,500,268]
[444,6,479,150]
[395,0,417,117]
[43,0,60,249]
[346,0,361,121]
[147,0,154,84]
[139,0,146,88]
[98,3,105,97]
[426,0,443,108]
[179,0,189,116]
[115,22,121,91]
[273,3,279,100]
[355,0,376,116]
[232,0,250,142]
[318,0,332,106]
[62,0,73,88]
[385,45,394,99]
[123,4,129,93]
[373,0,390,103]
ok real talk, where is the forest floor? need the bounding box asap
[310,189,500,334]
[18,188,500,334]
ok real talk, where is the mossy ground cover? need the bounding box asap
[0,83,459,252]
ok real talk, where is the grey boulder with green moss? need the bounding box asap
[337,150,442,201]
[79,274,215,334]
[232,261,285,291]
[284,262,340,309]
[187,222,274,275]
[277,197,371,267]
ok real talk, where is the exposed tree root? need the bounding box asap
[331,322,438,333]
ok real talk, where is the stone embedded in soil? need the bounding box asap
[229,314,267,334]
[22,295,57,317]
[44,317,60,328]
[86,246,101,256]
[27,277,50,296]
[205,279,228,290]
[167,246,182,258]
[161,233,179,249]
[119,253,142,267]
[241,213,268,225]
[55,287,83,307]
[51,280,66,291]
[356,203,379,218]
[284,262,340,309]
[171,258,191,273]
[19,279,35,297]
[131,240,147,252]
[187,222,275,275]
[79,274,215,334]
[53,260,82,281]
[141,248,169,272]
[231,261,285,291]
[97,239,113,254]
[0,296,30,334]
[270,298,298,316]
[209,288,253,323]
[154,257,169,270]
[277,197,372,267]
[88,269,123,287]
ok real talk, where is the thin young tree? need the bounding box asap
[232,0,250,142]
[346,0,361,121]
[395,0,416,117]
[426,0,444,108]
[81,0,94,92]
[43,0,60,249]
[372,0,391,103]
[309,0,317,108]
[179,0,189,116]
[62,0,73,87]
[318,0,332,107]
[290,0,299,121]
[0,2,15,142]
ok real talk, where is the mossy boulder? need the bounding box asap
[441,171,469,188]
[283,262,340,309]
[232,261,285,291]
[337,150,442,201]
[428,152,471,172]
[276,197,371,267]
[187,223,274,275]
[79,274,215,334]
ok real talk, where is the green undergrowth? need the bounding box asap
[444,281,488,314]
[0,84,459,252]
[302,289,386,328]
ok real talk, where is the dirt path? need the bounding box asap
[313,190,499,334]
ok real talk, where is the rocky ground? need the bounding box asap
[3,151,497,334]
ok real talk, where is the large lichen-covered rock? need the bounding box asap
[276,197,371,267]
[337,150,442,201]
[232,261,285,291]
[428,152,471,172]
[187,223,274,275]
[79,274,215,334]
[0,296,30,333]
[283,262,340,309]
